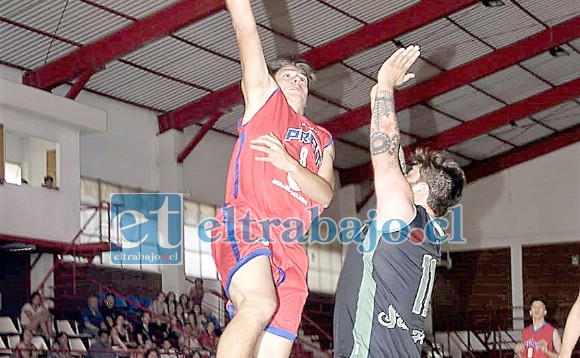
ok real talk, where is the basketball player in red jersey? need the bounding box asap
[211,0,335,357]
[559,290,580,358]
[515,299,562,358]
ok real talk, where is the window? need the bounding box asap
[4,161,22,185]
[3,130,59,189]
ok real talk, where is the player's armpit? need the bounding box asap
[374,172,415,230]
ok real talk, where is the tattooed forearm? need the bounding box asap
[372,90,396,131]
[370,90,401,164]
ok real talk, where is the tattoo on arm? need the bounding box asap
[370,90,401,168]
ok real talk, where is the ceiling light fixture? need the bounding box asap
[482,0,505,7]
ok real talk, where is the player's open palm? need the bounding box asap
[377,45,420,89]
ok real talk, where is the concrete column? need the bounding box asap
[157,129,186,295]
[511,244,525,330]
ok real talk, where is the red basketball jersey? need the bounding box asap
[214,88,332,265]
[522,322,555,358]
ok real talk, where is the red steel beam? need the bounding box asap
[177,113,222,163]
[323,16,580,135]
[408,77,580,152]
[340,77,580,185]
[464,124,580,182]
[65,68,95,99]
[158,0,479,132]
[22,0,225,90]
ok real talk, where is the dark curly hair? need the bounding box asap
[409,148,466,217]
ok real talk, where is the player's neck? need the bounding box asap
[286,98,305,115]
[532,318,546,330]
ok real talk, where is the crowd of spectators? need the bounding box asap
[15,278,221,358]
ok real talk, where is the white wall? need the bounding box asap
[0,75,106,243]
[457,142,580,251]
[52,87,160,192]
[182,126,235,206]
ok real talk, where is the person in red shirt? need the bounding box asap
[210,1,335,357]
[515,299,562,357]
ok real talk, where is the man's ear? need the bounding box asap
[412,182,430,206]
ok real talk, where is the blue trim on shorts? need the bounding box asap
[222,205,240,261]
[226,302,236,319]
[265,325,297,342]
[224,248,272,300]
[275,267,286,287]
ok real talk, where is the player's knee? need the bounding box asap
[240,294,278,328]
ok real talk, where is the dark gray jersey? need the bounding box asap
[334,205,442,358]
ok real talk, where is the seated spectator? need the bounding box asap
[150,292,168,317]
[49,332,70,358]
[144,348,159,358]
[16,329,39,358]
[110,314,137,352]
[199,321,218,353]
[81,294,105,337]
[43,175,54,189]
[135,312,155,347]
[180,323,200,353]
[166,292,177,318]
[175,305,186,327]
[191,351,202,358]
[178,294,189,316]
[101,293,118,330]
[159,339,177,358]
[20,291,53,337]
[89,330,115,358]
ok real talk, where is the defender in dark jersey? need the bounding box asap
[333,46,466,358]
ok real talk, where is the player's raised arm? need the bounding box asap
[560,291,580,358]
[226,0,277,120]
[370,46,420,228]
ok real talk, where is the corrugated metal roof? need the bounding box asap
[86,61,209,112]
[450,2,544,49]
[0,21,77,69]
[472,65,552,104]
[521,45,580,86]
[396,105,461,138]
[251,0,363,47]
[94,0,182,19]
[342,43,397,79]
[489,118,555,146]
[429,86,505,122]
[329,0,420,24]
[212,104,245,136]
[314,63,376,110]
[123,37,241,91]
[332,141,369,169]
[304,96,347,124]
[447,134,513,160]
[532,101,580,131]
[518,0,580,26]
[398,18,493,70]
[442,150,472,167]
[3,0,130,45]
[340,125,416,149]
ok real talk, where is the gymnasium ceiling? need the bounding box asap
[1,0,580,187]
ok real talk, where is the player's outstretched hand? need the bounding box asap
[377,45,420,89]
[250,133,297,172]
